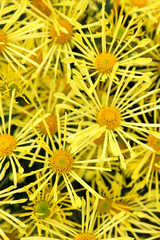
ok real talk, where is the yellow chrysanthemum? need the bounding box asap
[55,72,160,169]
[62,2,156,92]
[20,112,114,207]
[92,174,160,238]
[24,0,89,78]
[15,173,73,237]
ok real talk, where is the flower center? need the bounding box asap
[97,107,121,130]
[130,0,148,7]
[0,134,17,157]
[50,19,73,44]
[32,0,51,16]
[8,83,19,98]
[95,53,117,74]
[97,198,112,213]
[35,201,51,219]
[74,233,96,240]
[94,132,105,145]
[147,134,160,154]
[0,30,7,52]
[39,115,58,136]
[50,150,73,174]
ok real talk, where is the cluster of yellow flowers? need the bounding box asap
[0,0,160,239]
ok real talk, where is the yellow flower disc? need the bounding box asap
[130,0,148,7]
[74,233,96,240]
[97,107,121,130]
[0,30,7,52]
[97,198,112,213]
[50,150,73,174]
[147,134,160,154]
[35,201,50,219]
[51,19,73,44]
[0,134,17,157]
[39,115,58,136]
[95,53,117,74]
[32,0,51,16]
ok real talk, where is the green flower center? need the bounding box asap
[35,201,51,219]
[97,198,112,213]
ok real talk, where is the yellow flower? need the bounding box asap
[25,0,89,78]
[93,174,160,238]
[21,112,114,207]
[16,172,73,238]
[62,2,156,92]
[55,72,160,169]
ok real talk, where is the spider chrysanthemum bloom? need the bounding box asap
[16,174,73,238]
[21,192,133,240]
[0,89,48,187]
[62,2,156,92]
[93,174,160,238]
[21,112,114,207]
[55,72,160,169]
[26,0,89,78]
[0,0,44,72]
